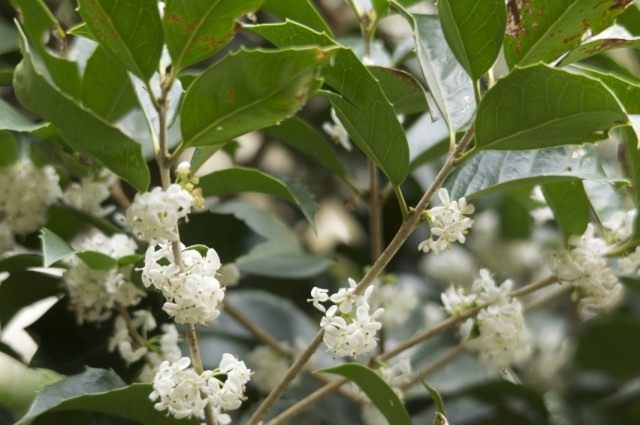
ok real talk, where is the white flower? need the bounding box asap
[548,224,623,319]
[308,287,330,312]
[150,357,211,419]
[619,247,640,275]
[109,310,156,364]
[138,323,183,382]
[126,184,193,243]
[322,108,352,151]
[205,353,252,411]
[247,345,291,393]
[63,169,116,216]
[604,209,636,242]
[0,160,61,234]
[470,269,512,305]
[142,243,225,325]
[329,277,360,314]
[175,161,191,177]
[63,233,142,324]
[441,286,476,316]
[369,282,418,329]
[418,189,474,254]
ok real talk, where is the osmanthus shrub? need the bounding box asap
[1,0,640,424]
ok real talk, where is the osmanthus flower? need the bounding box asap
[323,108,352,151]
[126,184,193,243]
[63,233,144,324]
[548,224,623,319]
[442,269,531,369]
[63,169,117,217]
[247,345,291,393]
[139,324,183,382]
[0,159,61,235]
[142,243,225,325]
[109,310,156,365]
[369,279,419,329]
[418,188,474,254]
[308,278,384,357]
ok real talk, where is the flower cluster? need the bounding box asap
[418,188,474,254]
[308,278,384,357]
[0,160,61,243]
[369,280,418,330]
[142,243,225,325]
[126,184,193,243]
[323,108,352,151]
[63,169,117,216]
[109,310,156,365]
[247,345,291,393]
[548,224,623,319]
[443,269,531,369]
[150,354,251,422]
[63,233,143,324]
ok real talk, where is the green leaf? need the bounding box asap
[0,254,61,326]
[77,0,163,80]
[368,66,428,115]
[180,47,333,148]
[447,146,616,199]
[199,167,317,226]
[10,0,65,44]
[423,383,448,425]
[67,22,95,40]
[0,131,19,166]
[263,117,348,179]
[190,143,229,174]
[542,180,590,242]
[437,0,506,80]
[163,0,263,70]
[40,228,73,267]
[573,66,640,113]
[16,368,198,425]
[319,363,411,425]
[504,0,635,67]
[561,36,640,65]
[13,28,150,191]
[475,64,627,150]
[215,201,330,278]
[75,251,117,270]
[0,97,46,133]
[394,11,475,133]
[262,0,333,35]
[250,21,410,186]
[117,253,144,266]
[82,46,138,121]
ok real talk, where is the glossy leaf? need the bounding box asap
[13,29,150,191]
[81,46,137,122]
[319,363,411,425]
[163,0,263,70]
[75,251,117,270]
[0,98,45,132]
[16,368,198,425]
[561,35,640,65]
[181,48,333,148]
[251,22,410,186]
[214,201,330,279]
[199,167,317,226]
[41,227,73,267]
[573,66,640,113]
[475,65,627,150]
[542,180,590,241]
[368,66,428,115]
[77,0,163,80]
[263,117,348,179]
[447,147,615,199]
[262,0,333,34]
[396,12,475,133]
[437,0,506,80]
[504,0,635,67]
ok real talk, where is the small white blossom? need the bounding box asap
[126,184,193,243]
[247,345,291,393]
[471,269,512,305]
[369,282,418,329]
[204,353,252,411]
[138,323,183,382]
[548,224,623,319]
[308,287,330,312]
[142,243,225,325]
[441,286,476,316]
[0,160,61,234]
[63,170,116,216]
[322,108,352,151]
[619,246,640,275]
[603,209,636,242]
[109,310,156,364]
[418,189,474,254]
[329,277,360,314]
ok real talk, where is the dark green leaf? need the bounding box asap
[40,227,73,267]
[0,254,61,326]
[16,368,198,425]
[437,0,506,80]
[67,23,94,40]
[215,201,330,278]
[263,117,348,179]
[561,36,640,65]
[199,167,317,226]
[395,12,475,133]
[504,0,635,67]
[10,0,64,45]
[82,46,138,121]
[368,66,428,115]
[117,253,144,266]
[77,0,163,80]
[251,21,410,186]
[475,64,627,150]
[319,363,411,425]
[262,0,333,34]
[180,48,333,148]
[0,97,46,132]
[542,180,590,241]
[447,146,615,199]
[163,0,263,70]
[0,131,19,166]
[13,29,150,191]
[75,251,117,270]
[573,66,640,113]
